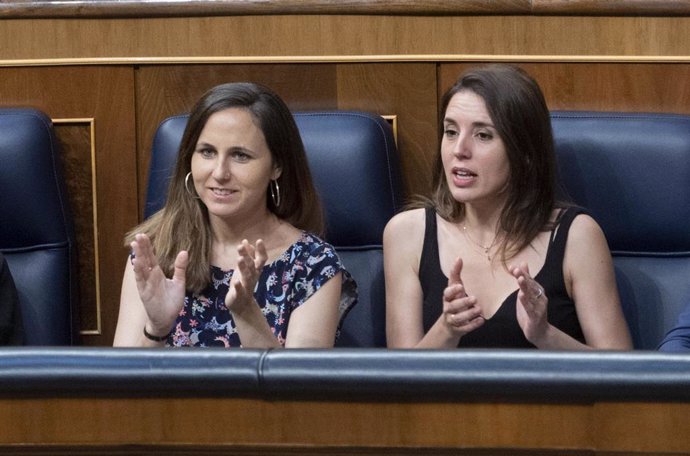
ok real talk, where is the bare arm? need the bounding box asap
[384,210,427,347]
[384,210,483,349]
[227,239,342,348]
[284,273,342,348]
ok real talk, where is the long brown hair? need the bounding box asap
[429,64,565,262]
[126,82,324,292]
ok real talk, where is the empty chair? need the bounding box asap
[552,111,690,349]
[0,108,80,345]
[145,110,405,347]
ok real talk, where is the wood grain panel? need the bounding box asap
[2,15,690,62]
[0,397,591,450]
[53,122,99,334]
[2,396,690,454]
[0,66,137,346]
[439,63,690,113]
[335,63,438,198]
[135,64,338,218]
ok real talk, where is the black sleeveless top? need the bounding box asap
[420,207,586,348]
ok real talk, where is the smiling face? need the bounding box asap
[441,90,511,210]
[190,107,281,224]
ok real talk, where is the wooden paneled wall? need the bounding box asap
[1,6,689,345]
[2,395,690,454]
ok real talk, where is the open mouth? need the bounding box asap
[453,167,477,178]
[211,187,236,196]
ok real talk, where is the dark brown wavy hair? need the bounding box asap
[125,82,324,292]
[428,64,566,262]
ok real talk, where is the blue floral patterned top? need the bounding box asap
[166,232,357,347]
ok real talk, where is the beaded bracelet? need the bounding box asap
[143,325,172,342]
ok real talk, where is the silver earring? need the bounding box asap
[270,179,281,207]
[184,172,198,198]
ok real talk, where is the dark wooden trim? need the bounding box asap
[1,0,689,19]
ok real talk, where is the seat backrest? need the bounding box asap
[146,111,405,347]
[551,111,690,349]
[0,108,80,345]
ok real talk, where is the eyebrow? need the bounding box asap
[194,143,253,154]
[443,118,496,129]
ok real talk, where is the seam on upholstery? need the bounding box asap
[551,111,690,122]
[0,242,70,254]
[257,348,272,390]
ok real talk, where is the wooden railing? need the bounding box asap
[1,0,690,19]
[2,348,690,454]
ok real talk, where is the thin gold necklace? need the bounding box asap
[462,225,500,261]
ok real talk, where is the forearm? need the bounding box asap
[390,317,461,349]
[529,323,591,350]
[231,300,282,349]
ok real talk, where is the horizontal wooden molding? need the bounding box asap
[1,0,690,19]
[2,54,690,68]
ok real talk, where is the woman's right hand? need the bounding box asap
[130,233,189,336]
[442,257,485,336]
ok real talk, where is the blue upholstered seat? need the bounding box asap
[0,108,80,345]
[145,111,404,347]
[551,111,690,349]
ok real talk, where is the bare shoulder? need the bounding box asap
[383,207,427,260]
[564,211,612,276]
[568,212,607,244]
[383,208,426,242]
[384,207,426,237]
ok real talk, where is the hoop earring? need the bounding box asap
[270,179,281,208]
[184,172,199,198]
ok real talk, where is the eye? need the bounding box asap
[443,128,459,139]
[196,147,216,158]
[475,130,494,141]
[231,150,251,162]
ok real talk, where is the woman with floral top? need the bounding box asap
[114,82,356,348]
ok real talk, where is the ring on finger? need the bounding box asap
[535,288,543,298]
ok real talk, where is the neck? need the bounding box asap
[462,203,502,238]
[210,207,281,247]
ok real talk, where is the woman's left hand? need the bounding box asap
[225,239,268,315]
[511,262,550,345]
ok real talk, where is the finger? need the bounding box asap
[135,233,158,271]
[172,250,189,285]
[243,239,256,259]
[448,256,464,287]
[237,240,250,259]
[254,239,268,269]
[130,241,151,280]
[447,302,483,327]
[443,283,466,301]
[236,254,258,290]
[444,294,477,315]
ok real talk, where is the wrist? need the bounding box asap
[528,322,554,348]
[227,297,259,318]
[143,323,173,342]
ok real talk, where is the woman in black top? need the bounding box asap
[384,65,632,349]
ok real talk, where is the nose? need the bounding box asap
[212,159,230,180]
[452,131,472,159]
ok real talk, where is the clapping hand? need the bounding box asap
[130,233,188,336]
[511,262,549,344]
[442,257,485,335]
[225,239,268,315]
